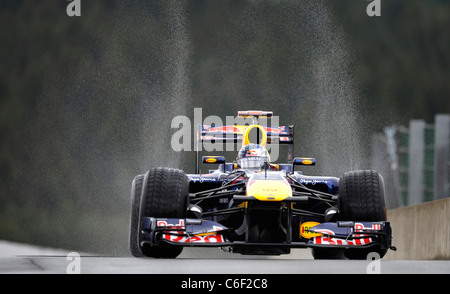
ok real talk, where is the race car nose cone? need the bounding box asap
[246,178,293,201]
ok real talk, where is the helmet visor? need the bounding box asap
[238,156,267,169]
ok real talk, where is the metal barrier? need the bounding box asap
[371,114,450,209]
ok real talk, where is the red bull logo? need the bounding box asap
[246,150,260,156]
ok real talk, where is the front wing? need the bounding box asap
[140,217,394,251]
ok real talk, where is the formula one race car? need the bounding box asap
[129,110,395,259]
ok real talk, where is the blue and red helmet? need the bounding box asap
[237,144,270,169]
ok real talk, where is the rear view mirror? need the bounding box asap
[293,157,316,166]
[202,156,226,164]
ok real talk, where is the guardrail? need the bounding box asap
[371,114,450,209]
[385,198,450,260]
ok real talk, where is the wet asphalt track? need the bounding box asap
[2,256,450,274]
[0,243,449,274]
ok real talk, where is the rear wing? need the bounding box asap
[200,125,294,144]
[195,110,294,173]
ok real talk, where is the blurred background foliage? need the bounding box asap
[0,0,448,254]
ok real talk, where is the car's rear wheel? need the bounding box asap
[130,167,189,258]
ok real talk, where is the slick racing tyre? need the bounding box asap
[339,170,387,259]
[137,167,189,258]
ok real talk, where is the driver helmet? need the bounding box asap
[237,144,270,169]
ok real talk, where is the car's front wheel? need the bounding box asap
[339,170,388,260]
[129,167,189,258]
[311,170,388,260]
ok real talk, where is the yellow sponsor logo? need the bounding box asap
[205,158,217,163]
[300,222,322,239]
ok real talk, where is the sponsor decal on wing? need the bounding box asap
[300,222,323,239]
[312,236,373,246]
[162,233,226,243]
